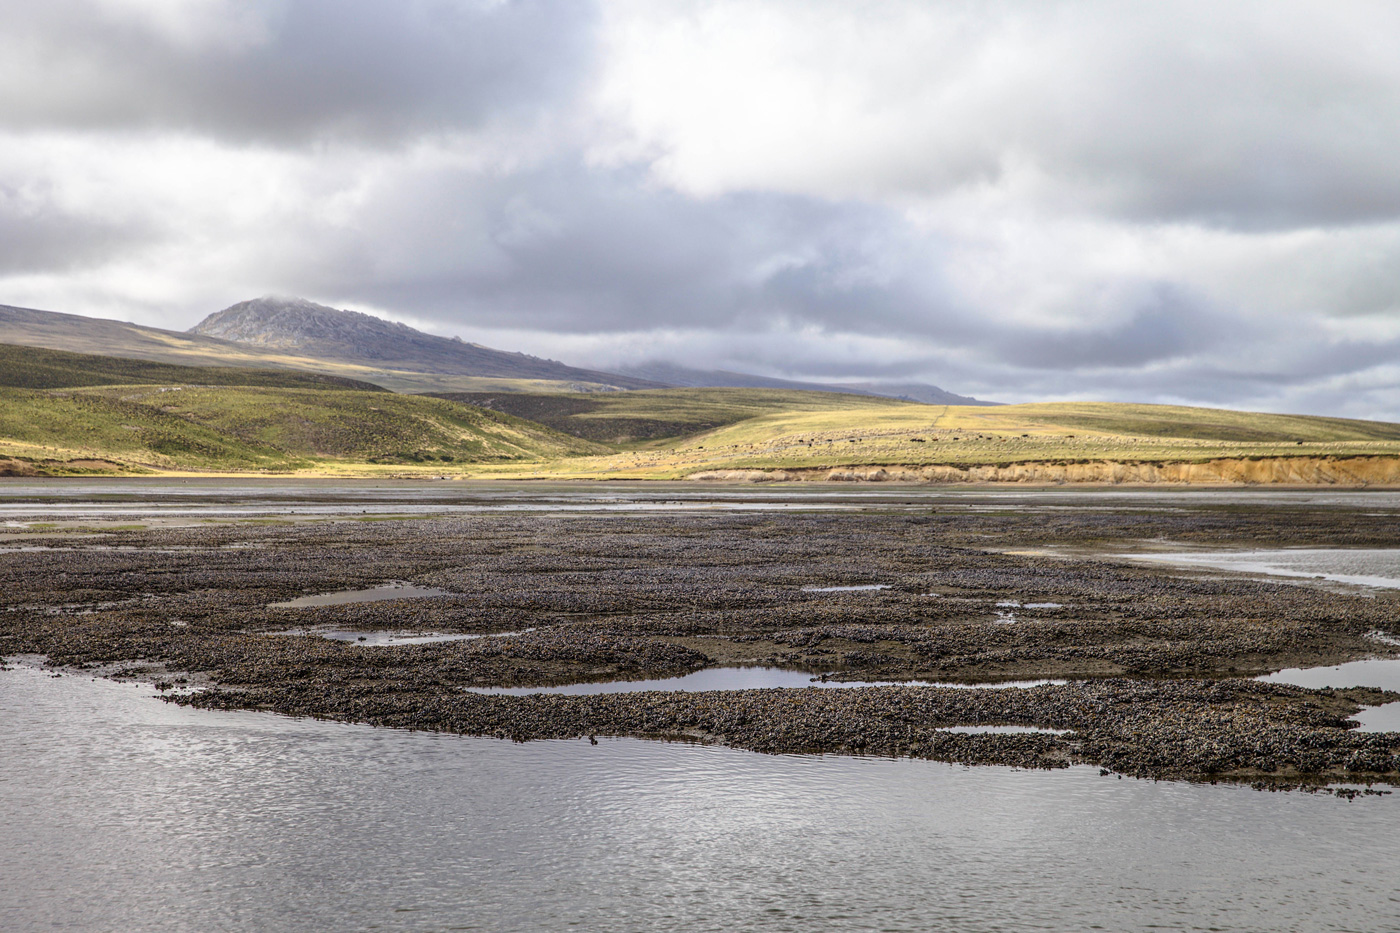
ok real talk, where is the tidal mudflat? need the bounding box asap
[2,481,1399,785]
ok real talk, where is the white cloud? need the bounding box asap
[596,0,1400,226]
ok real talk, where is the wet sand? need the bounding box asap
[3,483,1399,786]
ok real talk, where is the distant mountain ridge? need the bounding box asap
[0,296,994,403]
[191,296,663,389]
[615,362,997,406]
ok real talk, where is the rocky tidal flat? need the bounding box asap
[4,496,1400,787]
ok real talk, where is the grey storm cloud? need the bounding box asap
[0,0,595,143]
[0,187,155,274]
[295,158,956,336]
[0,0,1398,418]
[994,287,1247,371]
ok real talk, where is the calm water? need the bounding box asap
[469,667,1066,695]
[269,582,453,608]
[279,628,534,646]
[1261,658,1400,733]
[4,666,1400,933]
[1262,657,1400,693]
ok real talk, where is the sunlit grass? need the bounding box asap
[461,398,1400,479]
[0,384,605,474]
[3,378,1398,478]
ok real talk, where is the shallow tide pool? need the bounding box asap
[467,666,1068,695]
[1261,657,1400,733]
[276,627,534,646]
[1122,547,1400,590]
[268,583,451,608]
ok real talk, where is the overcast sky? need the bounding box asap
[2,0,1399,416]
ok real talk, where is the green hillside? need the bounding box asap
[649,399,1400,471]
[0,341,386,391]
[2,349,1399,479]
[1008,401,1400,443]
[434,388,920,445]
[0,385,606,473]
[457,398,1400,480]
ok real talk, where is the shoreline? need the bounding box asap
[2,452,1400,485]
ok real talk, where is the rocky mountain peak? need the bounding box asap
[189,296,419,351]
[187,296,664,388]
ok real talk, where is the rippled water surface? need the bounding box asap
[4,666,1400,933]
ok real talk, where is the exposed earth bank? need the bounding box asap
[689,455,1400,485]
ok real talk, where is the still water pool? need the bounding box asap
[468,667,1066,695]
[3,665,1398,933]
[1123,547,1400,590]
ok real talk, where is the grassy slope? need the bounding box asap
[0,388,293,471]
[0,342,386,391]
[434,388,920,445]
[694,401,1400,452]
[0,386,606,473]
[3,369,1398,477]
[139,386,608,462]
[464,397,1400,479]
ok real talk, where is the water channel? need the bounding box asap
[4,665,1399,933]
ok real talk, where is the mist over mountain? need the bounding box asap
[615,362,997,406]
